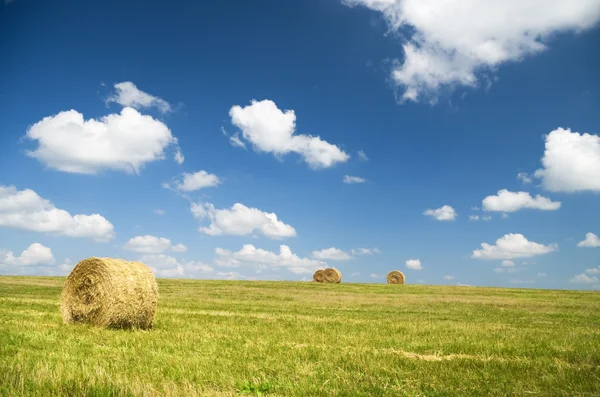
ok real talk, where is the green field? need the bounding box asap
[1,276,599,396]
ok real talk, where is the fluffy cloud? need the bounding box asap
[312,247,352,261]
[215,244,325,274]
[0,185,114,241]
[25,107,178,174]
[577,233,600,248]
[343,175,366,184]
[124,235,187,254]
[472,233,557,260]
[343,0,600,102]
[405,259,422,270]
[423,205,456,221]
[124,235,172,254]
[139,254,214,278]
[191,202,296,239]
[443,274,455,280]
[585,267,600,274]
[229,99,349,168]
[0,243,55,267]
[570,273,599,284]
[106,81,171,113]
[168,170,221,192]
[501,260,515,267]
[482,190,561,212]
[171,244,187,253]
[534,128,600,192]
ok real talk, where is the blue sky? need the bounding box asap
[1,0,599,289]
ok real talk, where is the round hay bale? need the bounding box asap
[60,257,158,330]
[313,269,325,283]
[387,270,405,284]
[323,268,342,283]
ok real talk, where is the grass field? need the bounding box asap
[1,276,599,396]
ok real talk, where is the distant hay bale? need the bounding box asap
[323,268,342,283]
[387,270,405,284]
[60,257,158,330]
[313,269,325,283]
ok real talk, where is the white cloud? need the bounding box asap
[26,107,178,174]
[585,267,600,274]
[472,233,557,260]
[482,189,561,212]
[222,126,247,149]
[358,149,369,161]
[423,205,456,221]
[154,209,166,216]
[534,128,600,192]
[192,202,296,239]
[171,244,187,253]
[216,271,244,280]
[351,248,380,255]
[405,259,422,270]
[577,232,600,248]
[229,99,350,169]
[0,243,55,267]
[343,175,367,184]
[517,172,532,184]
[343,0,600,102]
[312,247,352,261]
[351,272,361,276]
[570,273,599,284]
[537,273,547,277]
[502,213,509,219]
[0,185,114,241]
[469,215,492,221]
[169,170,221,192]
[124,235,172,254]
[174,150,185,165]
[106,81,171,113]
[215,244,325,274]
[370,273,379,278]
[501,260,515,267]
[443,274,455,280]
[139,254,214,278]
[494,267,518,273]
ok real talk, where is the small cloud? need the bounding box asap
[537,273,547,277]
[171,244,187,253]
[577,233,600,248]
[351,272,360,276]
[501,260,515,267]
[406,259,422,270]
[517,172,532,184]
[154,209,166,216]
[510,279,536,285]
[585,267,600,274]
[343,175,366,184]
[358,150,368,161]
[370,273,379,278]
[443,274,455,280]
[570,273,599,284]
[312,247,352,261]
[174,150,185,164]
[423,205,456,221]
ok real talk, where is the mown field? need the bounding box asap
[1,276,599,396]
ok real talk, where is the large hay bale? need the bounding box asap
[323,268,342,283]
[387,270,405,284]
[60,257,158,329]
[313,269,325,283]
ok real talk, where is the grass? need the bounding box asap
[1,276,599,396]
